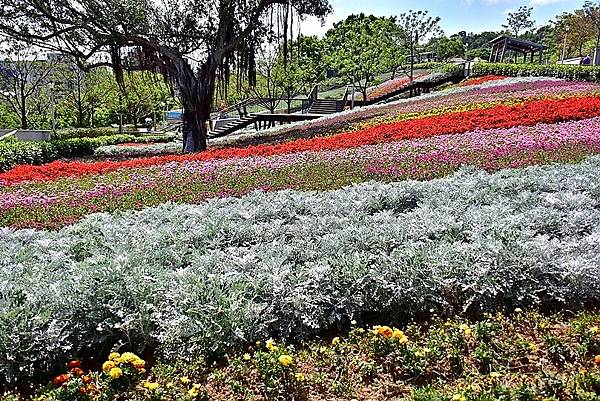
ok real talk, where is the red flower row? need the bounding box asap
[2,95,600,185]
[458,75,508,87]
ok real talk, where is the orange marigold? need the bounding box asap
[374,325,394,338]
[52,374,70,387]
[67,360,81,369]
[595,355,600,364]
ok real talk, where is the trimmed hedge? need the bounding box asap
[0,134,175,172]
[53,127,165,140]
[52,127,118,140]
[472,62,600,82]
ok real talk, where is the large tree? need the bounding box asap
[555,10,594,58]
[583,1,600,52]
[0,43,60,129]
[0,0,331,151]
[325,14,402,101]
[503,6,535,38]
[396,10,442,82]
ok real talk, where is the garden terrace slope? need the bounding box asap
[2,157,600,382]
[3,93,600,186]
[3,116,600,229]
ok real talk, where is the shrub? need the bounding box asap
[0,134,176,172]
[1,157,600,382]
[472,62,600,82]
[52,128,119,140]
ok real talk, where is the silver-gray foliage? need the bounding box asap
[1,158,600,382]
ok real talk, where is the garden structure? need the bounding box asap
[488,35,545,64]
[209,70,464,138]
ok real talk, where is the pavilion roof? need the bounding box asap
[489,36,546,52]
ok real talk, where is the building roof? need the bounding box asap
[489,35,546,52]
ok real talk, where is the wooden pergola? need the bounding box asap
[489,36,545,64]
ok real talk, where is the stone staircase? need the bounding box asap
[208,115,258,138]
[307,99,345,115]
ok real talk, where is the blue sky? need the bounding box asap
[300,0,585,36]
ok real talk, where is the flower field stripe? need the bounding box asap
[2,94,600,187]
[3,116,600,229]
[2,156,600,382]
[211,78,600,149]
[457,75,508,87]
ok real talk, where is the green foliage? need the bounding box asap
[0,104,20,129]
[503,6,535,38]
[472,62,600,82]
[52,128,118,140]
[396,10,442,79]
[436,36,465,61]
[274,35,327,97]
[325,14,403,99]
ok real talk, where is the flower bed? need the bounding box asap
[458,75,507,87]
[7,311,600,401]
[94,141,182,158]
[2,157,600,383]
[3,93,600,186]
[211,76,599,149]
[3,117,600,229]
[366,74,428,99]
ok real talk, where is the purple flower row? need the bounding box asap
[3,116,600,214]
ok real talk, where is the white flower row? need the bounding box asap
[94,141,182,157]
[1,157,599,381]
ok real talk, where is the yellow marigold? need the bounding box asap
[188,384,202,398]
[331,337,340,346]
[102,361,116,373]
[108,367,123,379]
[373,325,394,338]
[132,359,146,370]
[108,352,120,361]
[180,376,191,385]
[452,394,466,401]
[490,372,502,379]
[459,324,472,336]
[392,329,408,344]
[590,326,599,334]
[529,342,539,353]
[243,353,252,361]
[266,339,278,352]
[295,373,305,382]
[143,381,160,391]
[278,354,294,367]
[118,352,139,364]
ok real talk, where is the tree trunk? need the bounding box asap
[77,84,84,127]
[20,99,27,130]
[181,59,218,153]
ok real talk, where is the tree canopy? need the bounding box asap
[0,0,332,151]
[503,6,535,38]
[325,14,403,101]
